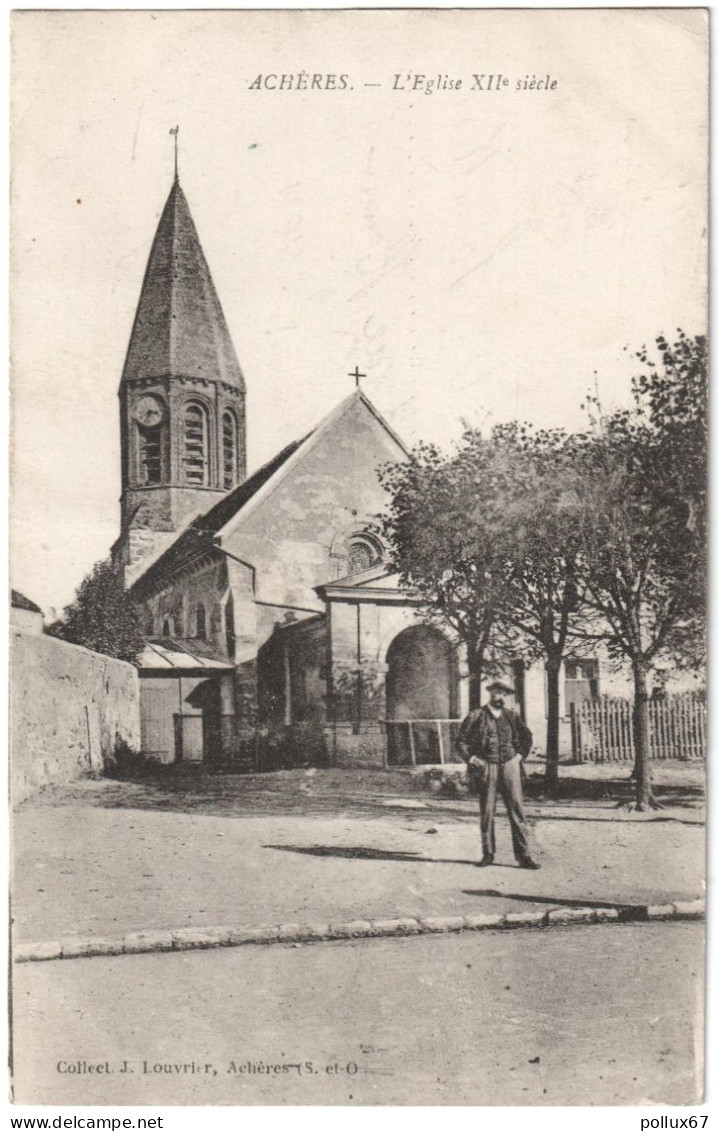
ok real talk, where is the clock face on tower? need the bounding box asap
[131,395,165,428]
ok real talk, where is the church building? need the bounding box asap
[114,173,468,770]
[114,171,677,771]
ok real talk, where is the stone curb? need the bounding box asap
[13,898,704,964]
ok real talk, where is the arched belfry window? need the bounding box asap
[137,424,163,484]
[131,395,166,485]
[183,403,209,486]
[222,410,238,490]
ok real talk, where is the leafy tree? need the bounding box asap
[492,423,590,793]
[380,424,594,788]
[575,333,706,809]
[379,435,517,708]
[380,330,704,803]
[45,558,144,664]
[634,331,707,636]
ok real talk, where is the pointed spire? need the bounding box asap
[121,179,245,391]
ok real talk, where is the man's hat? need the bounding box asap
[486,680,515,695]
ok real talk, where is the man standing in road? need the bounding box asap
[458,679,540,869]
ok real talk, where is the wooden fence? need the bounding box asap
[570,693,706,762]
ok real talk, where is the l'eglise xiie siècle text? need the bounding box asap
[392,73,559,93]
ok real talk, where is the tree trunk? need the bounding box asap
[632,659,658,809]
[468,641,483,710]
[545,656,561,796]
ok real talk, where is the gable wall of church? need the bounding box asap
[222,396,407,611]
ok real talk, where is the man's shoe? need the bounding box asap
[518,858,540,870]
[477,855,494,867]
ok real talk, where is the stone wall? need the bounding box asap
[328,724,387,769]
[11,630,141,803]
[122,528,178,589]
[10,606,43,635]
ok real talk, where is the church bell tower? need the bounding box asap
[117,170,246,585]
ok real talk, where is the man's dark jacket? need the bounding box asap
[458,706,533,765]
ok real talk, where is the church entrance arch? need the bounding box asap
[385,626,458,765]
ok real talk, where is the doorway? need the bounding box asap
[385,626,458,764]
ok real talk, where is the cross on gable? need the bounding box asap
[349,365,366,388]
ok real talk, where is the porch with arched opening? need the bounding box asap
[385,625,459,765]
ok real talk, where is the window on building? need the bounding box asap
[137,422,163,484]
[224,595,235,657]
[222,411,238,490]
[565,658,600,710]
[212,602,222,639]
[183,403,209,485]
[196,603,207,641]
[347,533,383,575]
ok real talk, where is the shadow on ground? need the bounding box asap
[263,842,646,912]
[524,772,704,809]
[17,764,703,825]
[18,778,451,823]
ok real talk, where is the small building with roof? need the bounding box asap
[11,590,44,635]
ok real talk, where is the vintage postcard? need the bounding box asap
[9,9,707,1107]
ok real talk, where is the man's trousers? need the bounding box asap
[475,755,531,862]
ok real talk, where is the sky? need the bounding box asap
[10,8,707,613]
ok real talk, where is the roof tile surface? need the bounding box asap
[121,180,244,390]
